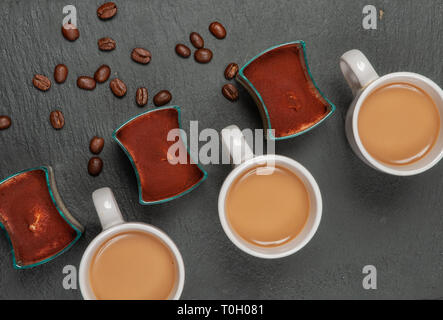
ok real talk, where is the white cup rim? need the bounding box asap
[218,154,322,259]
[352,72,443,176]
[78,222,185,300]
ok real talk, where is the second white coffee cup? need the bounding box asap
[218,125,322,259]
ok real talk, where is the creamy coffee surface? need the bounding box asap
[89,231,176,300]
[226,165,310,247]
[358,82,440,166]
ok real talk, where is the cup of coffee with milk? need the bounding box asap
[341,49,443,175]
[79,188,185,300]
[218,125,322,258]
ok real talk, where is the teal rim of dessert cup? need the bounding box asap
[0,166,83,270]
[237,40,336,140]
[112,106,208,205]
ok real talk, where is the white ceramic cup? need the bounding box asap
[218,125,322,259]
[79,187,185,300]
[341,49,443,176]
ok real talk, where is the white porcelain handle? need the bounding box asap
[92,187,124,230]
[340,49,379,96]
[221,125,254,166]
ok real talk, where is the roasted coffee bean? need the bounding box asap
[88,157,103,176]
[54,64,68,83]
[98,37,116,51]
[175,44,191,58]
[153,90,172,106]
[94,65,111,83]
[77,76,96,90]
[61,23,79,41]
[209,21,226,39]
[131,48,152,64]
[222,83,239,101]
[136,87,148,107]
[0,116,11,130]
[194,48,213,63]
[33,74,51,91]
[89,136,105,154]
[224,63,239,80]
[50,110,65,129]
[110,78,127,97]
[97,2,117,20]
[189,32,204,49]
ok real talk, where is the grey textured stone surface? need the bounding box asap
[0,0,442,299]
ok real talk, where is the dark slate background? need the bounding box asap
[0,0,442,299]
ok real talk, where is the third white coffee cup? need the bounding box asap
[79,187,185,300]
[218,125,322,259]
[340,49,443,176]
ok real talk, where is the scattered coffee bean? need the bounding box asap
[77,76,96,90]
[131,48,152,64]
[175,44,191,58]
[88,157,103,176]
[97,2,117,20]
[153,90,172,106]
[0,116,11,130]
[49,110,65,129]
[136,87,148,107]
[222,83,239,101]
[54,64,68,83]
[224,63,239,80]
[194,48,213,63]
[190,32,204,49]
[209,21,226,39]
[110,78,127,97]
[98,37,116,51]
[61,23,79,41]
[33,74,51,91]
[94,65,111,83]
[89,136,105,154]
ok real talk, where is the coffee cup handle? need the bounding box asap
[221,125,254,167]
[340,49,379,96]
[92,187,125,230]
